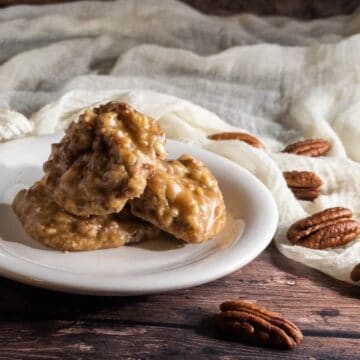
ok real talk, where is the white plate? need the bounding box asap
[0,134,278,295]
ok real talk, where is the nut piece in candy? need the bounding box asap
[131,154,226,243]
[350,263,360,282]
[287,207,360,249]
[283,171,323,201]
[208,132,265,149]
[214,300,303,350]
[282,139,330,157]
[43,101,167,216]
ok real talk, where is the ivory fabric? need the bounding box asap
[0,0,360,285]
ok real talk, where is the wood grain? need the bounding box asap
[0,245,359,358]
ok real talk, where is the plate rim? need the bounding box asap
[0,135,278,296]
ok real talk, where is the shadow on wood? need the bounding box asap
[268,244,360,300]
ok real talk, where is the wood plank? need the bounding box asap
[0,319,359,360]
[1,245,359,334]
[0,0,78,6]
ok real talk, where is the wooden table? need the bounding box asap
[1,243,359,359]
[0,0,359,359]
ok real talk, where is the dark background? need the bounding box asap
[0,0,359,18]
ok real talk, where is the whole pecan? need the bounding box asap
[350,263,360,282]
[287,207,360,249]
[214,300,303,349]
[283,171,323,201]
[208,132,265,149]
[282,139,330,157]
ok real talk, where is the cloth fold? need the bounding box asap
[0,0,359,285]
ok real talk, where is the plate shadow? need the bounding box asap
[0,203,47,250]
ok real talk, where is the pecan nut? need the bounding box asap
[291,188,320,201]
[283,171,323,201]
[350,263,360,282]
[282,139,330,157]
[208,132,265,149]
[214,300,303,349]
[287,207,360,249]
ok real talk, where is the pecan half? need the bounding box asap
[208,132,265,149]
[283,171,323,201]
[350,263,360,282]
[287,207,360,249]
[282,139,330,157]
[291,188,320,201]
[214,300,303,349]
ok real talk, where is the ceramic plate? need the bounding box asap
[0,134,278,295]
